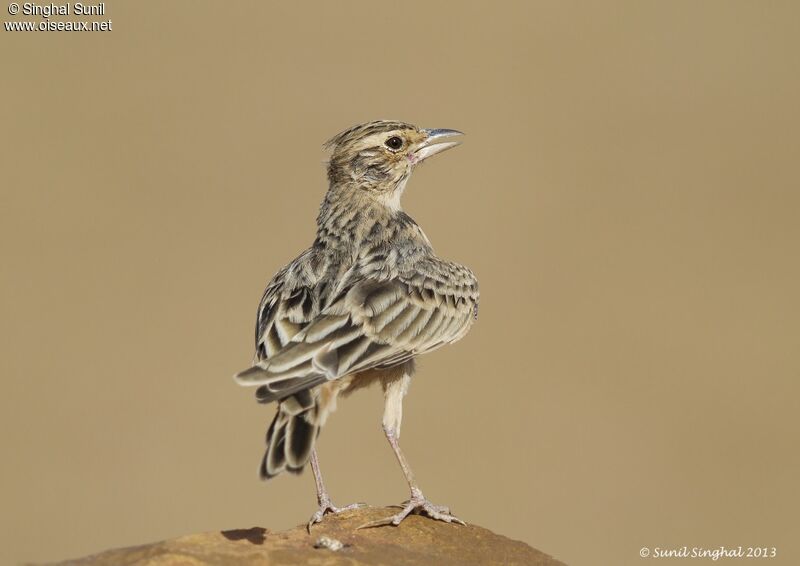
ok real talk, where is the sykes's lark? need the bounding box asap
[234,120,479,529]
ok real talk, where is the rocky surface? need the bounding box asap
[50,506,566,565]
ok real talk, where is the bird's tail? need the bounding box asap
[260,389,319,479]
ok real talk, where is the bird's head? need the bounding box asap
[324,120,463,209]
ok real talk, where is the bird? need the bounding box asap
[233,120,479,530]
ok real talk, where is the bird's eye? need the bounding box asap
[385,136,404,150]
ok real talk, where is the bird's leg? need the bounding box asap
[359,371,465,528]
[307,448,364,532]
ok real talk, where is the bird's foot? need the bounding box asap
[307,497,366,532]
[357,490,465,529]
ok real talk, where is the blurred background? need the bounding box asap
[2,2,799,565]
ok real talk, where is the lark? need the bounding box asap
[234,120,479,529]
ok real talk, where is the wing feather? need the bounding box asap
[235,256,479,392]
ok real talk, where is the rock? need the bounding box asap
[49,506,566,565]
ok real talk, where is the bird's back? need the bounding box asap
[242,206,478,400]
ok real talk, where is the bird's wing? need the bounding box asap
[248,249,335,401]
[234,256,479,399]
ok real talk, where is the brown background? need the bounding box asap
[2,2,798,565]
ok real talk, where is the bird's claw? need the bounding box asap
[389,499,451,515]
[358,494,464,529]
[307,499,366,532]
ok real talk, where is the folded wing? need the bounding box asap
[234,260,479,401]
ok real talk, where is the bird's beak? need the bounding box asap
[413,128,464,163]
